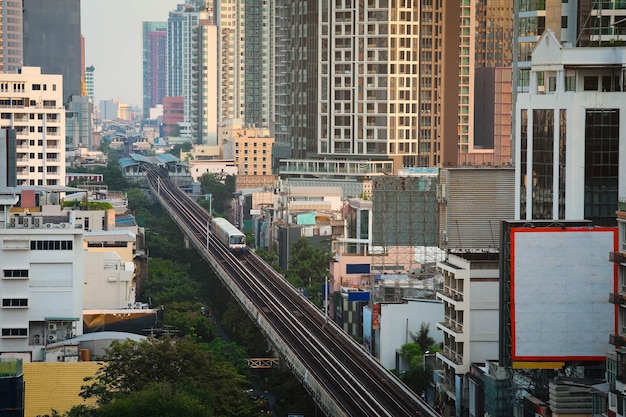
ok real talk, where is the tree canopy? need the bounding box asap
[285,237,332,290]
[77,337,255,417]
[198,173,236,216]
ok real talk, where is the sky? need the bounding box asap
[81,0,180,109]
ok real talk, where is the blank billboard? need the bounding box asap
[511,227,616,361]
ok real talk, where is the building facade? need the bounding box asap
[22,0,82,104]
[435,253,501,417]
[142,22,167,118]
[608,204,626,417]
[0,216,84,361]
[219,120,274,176]
[515,30,626,226]
[0,0,23,73]
[0,67,65,187]
[66,95,93,151]
[166,3,208,142]
[84,65,95,102]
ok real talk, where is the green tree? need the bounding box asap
[198,173,235,216]
[285,238,332,289]
[164,301,215,341]
[255,248,282,273]
[97,383,210,417]
[397,322,440,395]
[140,259,199,306]
[414,323,436,352]
[79,338,254,417]
[126,187,150,213]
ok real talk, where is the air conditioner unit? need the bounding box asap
[48,323,57,331]
[33,217,42,228]
[9,218,16,228]
[44,223,53,228]
[47,333,57,343]
[60,223,68,228]
[23,217,30,228]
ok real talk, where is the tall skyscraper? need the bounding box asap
[0,0,23,73]
[85,65,95,102]
[167,3,208,140]
[22,0,82,105]
[197,18,218,145]
[279,1,426,169]
[242,0,274,128]
[216,0,245,123]
[273,0,292,144]
[457,0,514,166]
[274,1,518,171]
[142,21,167,118]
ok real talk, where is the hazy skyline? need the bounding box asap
[81,0,179,109]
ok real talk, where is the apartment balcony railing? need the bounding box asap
[610,251,626,263]
[609,293,626,305]
[610,334,626,347]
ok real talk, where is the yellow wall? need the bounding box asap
[23,362,101,417]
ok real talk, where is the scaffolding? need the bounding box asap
[370,176,439,302]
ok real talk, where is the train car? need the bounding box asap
[212,217,247,252]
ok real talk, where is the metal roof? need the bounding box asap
[119,157,139,168]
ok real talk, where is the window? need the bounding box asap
[584,76,598,91]
[30,240,73,250]
[3,269,28,279]
[2,328,27,337]
[2,298,28,307]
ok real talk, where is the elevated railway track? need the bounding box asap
[145,165,439,417]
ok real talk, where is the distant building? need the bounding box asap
[219,120,274,176]
[84,65,95,102]
[142,22,167,119]
[99,100,119,122]
[0,0,23,73]
[162,96,184,138]
[0,67,65,187]
[0,129,17,187]
[66,95,93,150]
[167,3,208,140]
[22,0,82,104]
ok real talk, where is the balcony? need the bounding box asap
[610,293,626,305]
[610,252,626,263]
[441,346,463,365]
[610,334,626,347]
[438,320,463,335]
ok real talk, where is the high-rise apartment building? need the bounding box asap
[281,0,317,160]
[0,67,65,187]
[0,0,23,73]
[277,1,513,171]
[197,18,218,145]
[22,0,82,104]
[243,0,273,128]
[216,0,245,123]
[167,3,208,141]
[273,0,291,144]
[142,22,167,118]
[84,65,95,102]
[66,95,93,150]
[457,1,514,165]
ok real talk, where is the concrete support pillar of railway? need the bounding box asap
[184,235,190,249]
